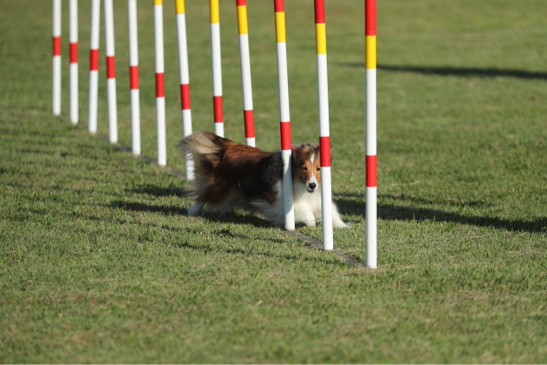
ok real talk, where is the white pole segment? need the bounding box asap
[175,15,191,87]
[366,70,377,155]
[130,88,141,155]
[276,43,291,124]
[69,0,78,124]
[317,56,330,138]
[366,186,377,267]
[128,0,141,155]
[154,1,167,166]
[88,0,100,134]
[104,0,118,143]
[321,166,333,249]
[52,0,61,116]
[281,149,295,229]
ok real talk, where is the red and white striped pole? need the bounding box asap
[210,0,224,137]
[104,0,118,143]
[314,0,333,250]
[128,0,141,155]
[175,0,194,179]
[274,0,295,231]
[88,0,100,134]
[69,0,78,124]
[365,0,377,268]
[52,0,61,116]
[154,0,167,166]
[236,0,255,147]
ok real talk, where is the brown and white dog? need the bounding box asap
[179,131,347,228]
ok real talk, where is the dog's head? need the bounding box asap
[292,144,322,192]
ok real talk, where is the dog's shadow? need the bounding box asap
[117,183,274,228]
[110,184,353,266]
[123,183,356,229]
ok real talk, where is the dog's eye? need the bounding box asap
[302,167,308,171]
[316,167,320,171]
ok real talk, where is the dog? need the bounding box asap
[178,131,348,228]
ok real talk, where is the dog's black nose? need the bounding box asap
[308,182,317,190]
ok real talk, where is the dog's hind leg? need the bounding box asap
[188,201,205,216]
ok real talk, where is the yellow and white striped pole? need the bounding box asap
[210,0,224,137]
[175,0,194,179]
[365,0,377,268]
[236,0,255,147]
[274,0,295,231]
[314,0,334,250]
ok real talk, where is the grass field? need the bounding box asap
[1,0,546,363]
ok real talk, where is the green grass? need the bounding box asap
[1,0,546,363]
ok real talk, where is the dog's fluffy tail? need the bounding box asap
[177,131,228,179]
[178,131,223,156]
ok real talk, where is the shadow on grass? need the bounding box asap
[111,201,189,216]
[128,183,192,198]
[170,240,345,266]
[341,63,547,80]
[335,193,547,234]
[110,200,273,228]
[110,201,348,266]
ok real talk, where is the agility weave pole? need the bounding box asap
[236,0,256,147]
[50,1,370,257]
[273,0,295,231]
[210,0,224,137]
[154,0,167,167]
[88,0,100,134]
[104,0,118,144]
[52,0,62,116]
[69,0,78,124]
[314,0,334,251]
[128,0,141,156]
[175,0,194,179]
[365,0,378,269]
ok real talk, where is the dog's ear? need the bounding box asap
[291,145,302,162]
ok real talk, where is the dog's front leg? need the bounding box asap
[301,209,317,227]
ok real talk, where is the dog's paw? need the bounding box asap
[333,220,350,228]
[188,202,204,216]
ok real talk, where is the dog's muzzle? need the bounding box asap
[307,182,317,192]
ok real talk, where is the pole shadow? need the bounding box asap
[335,193,547,234]
[340,63,547,80]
